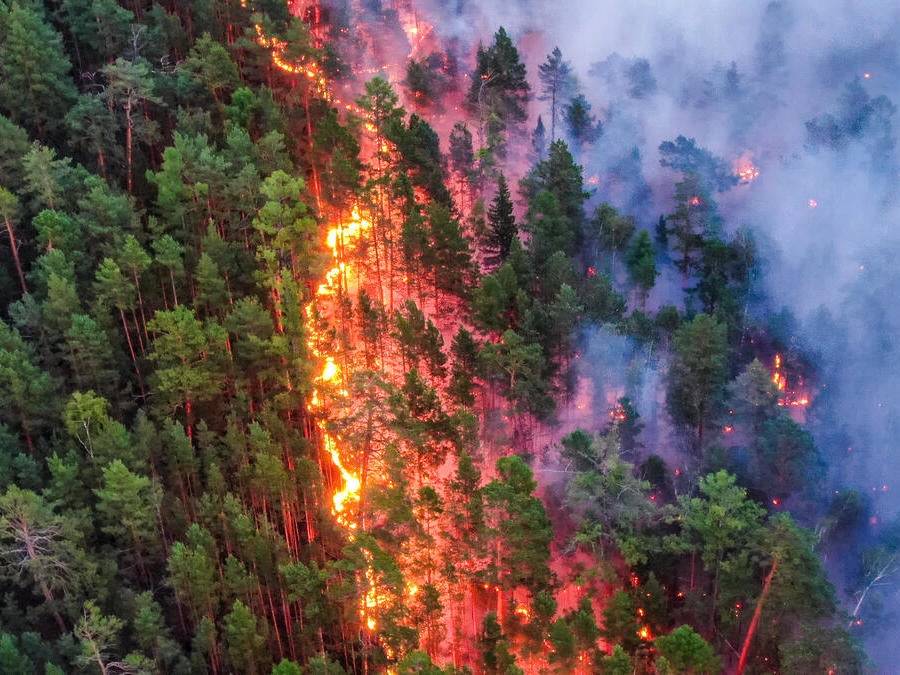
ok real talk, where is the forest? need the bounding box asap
[0,0,895,673]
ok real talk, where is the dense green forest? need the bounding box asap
[0,0,886,673]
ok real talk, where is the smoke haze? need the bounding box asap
[405,0,900,664]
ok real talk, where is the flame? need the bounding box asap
[734,153,760,183]
[395,3,433,58]
[305,205,376,630]
[239,0,329,95]
[772,354,786,392]
[771,354,810,408]
[638,625,652,640]
[689,196,702,206]
[808,198,819,208]
[306,206,372,526]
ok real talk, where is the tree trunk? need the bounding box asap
[119,306,145,398]
[125,96,134,195]
[3,215,27,294]
[736,557,779,675]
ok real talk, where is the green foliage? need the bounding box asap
[271,659,303,675]
[600,591,641,654]
[147,305,225,417]
[599,645,633,674]
[224,600,269,674]
[753,415,823,500]
[479,612,523,675]
[484,456,553,593]
[467,27,530,126]
[564,428,658,563]
[537,47,576,142]
[75,600,124,673]
[563,94,601,146]
[0,632,33,674]
[485,174,517,269]
[0,7,866,673]
[658,135,737,193]
[521,140,588,230]
[667,313,729,446]
[625,230,658,303]
[653,625,721,674]
[0,3,76,137]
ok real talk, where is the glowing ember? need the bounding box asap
[771,354,810,408]
[772,354,786,392]
[305,204,376,629]
[734,154,761,183]
[638,625,653,640]
[609,403,628,422]
[689,196,702,206]
[240,0,328,91]
[809,198,819,208]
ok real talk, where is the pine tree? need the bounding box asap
[484,173,517,269]
[0,3,77,138]
[467,27,530,127]
[537,47,576,142]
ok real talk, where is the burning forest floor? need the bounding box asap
[0,0,889,673]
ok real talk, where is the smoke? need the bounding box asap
[402,0,900,663]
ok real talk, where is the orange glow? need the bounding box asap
[240,0,329,95]
[772,354,786,392]
[771,354,811,409]
[609,403,628,422]
[689,196,702,206]
[515,605,531,622]
[734,154,760,183]
[395,6,433,58]
[638,625,652,640]
[306,207,373,524]
[305,205,375,628]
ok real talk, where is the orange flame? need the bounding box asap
[305,205,377,630]
[240,0,329,94]
[734,153,760,184]
[306,206,372,527]
[771,354,810,408]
